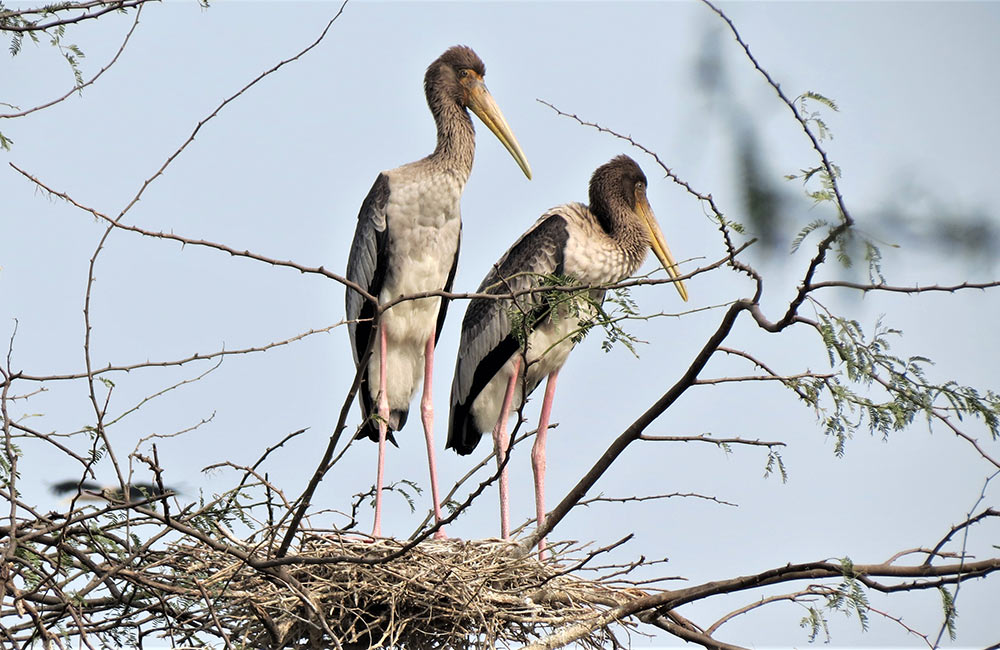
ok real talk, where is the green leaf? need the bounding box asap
[791,219,828,254]
[800,90,840,112]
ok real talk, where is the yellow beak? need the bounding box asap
[466,81,532,180]
[637,195,688,302]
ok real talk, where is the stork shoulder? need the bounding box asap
[384,162,465,229]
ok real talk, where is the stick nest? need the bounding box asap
[165,535,638,649]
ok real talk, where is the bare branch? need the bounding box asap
[809,279,1000,294]
[7,323,344,385]
[578,492,738,508]
[638,434,784,449]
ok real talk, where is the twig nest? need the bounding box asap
[164,534,638,649]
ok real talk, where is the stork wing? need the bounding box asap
[345,173,391,441]
[447,212,569,454]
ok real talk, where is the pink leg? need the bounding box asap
[492,356,521,540]
[532,370,559,560]
[420,334,447,540]
[372,325,389,538]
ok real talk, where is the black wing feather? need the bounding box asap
[345,173,398,444]
[435,224,461,345]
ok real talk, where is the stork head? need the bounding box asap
[425,45,532,179]
[590,155,688,301]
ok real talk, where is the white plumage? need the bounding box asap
[368,165,464,415]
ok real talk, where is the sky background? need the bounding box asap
[2,1,999,647]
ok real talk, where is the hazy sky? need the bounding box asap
[3,2,999,647]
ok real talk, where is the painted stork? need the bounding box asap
[345,46,531,539]
[447,155,688,554]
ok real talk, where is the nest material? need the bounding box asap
[166,535,639,649]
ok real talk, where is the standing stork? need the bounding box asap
[447,155,688,554]
[346,46,531,539]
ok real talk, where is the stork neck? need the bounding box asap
[595,198,649,274]
[428,99,476,180]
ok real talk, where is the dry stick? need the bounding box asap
[7,164,375,304]
[639,614,750,650]
[0,3,143,119]
[194,580,234,650]
[79,217,130,544]
[104,357,222,431]
[693,371,833,385]
[863,602,935,649]
[704,589,817,637]
[212,428,308,509]
[10,323,344,384]
[925,507,1000,568]
[716,345,819,401]
[578,492,738,509]
[809,279,1000,294]
[925,411,1000,470]
[885,547,959,566]
[206,460,296,513]
[638,434,784,449]
[538,534,635,586]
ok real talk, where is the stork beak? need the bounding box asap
[466,81,532,180]
[637,195,689,302]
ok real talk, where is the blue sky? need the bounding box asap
[3,2,999,646]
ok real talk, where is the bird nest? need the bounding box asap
[163,535,640,649]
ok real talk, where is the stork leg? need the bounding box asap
[492,356,522,540]
[531,369,559,560]
[420,333,447,540]
[372,324,389,538]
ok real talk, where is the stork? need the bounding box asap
[345,46,531,539]
[447,155,688,555]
